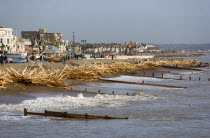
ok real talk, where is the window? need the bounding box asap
[7,39,10,44]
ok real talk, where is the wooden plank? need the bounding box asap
[100,79,187,88]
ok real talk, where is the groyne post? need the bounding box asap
[189,76,191,80]
[112,91,115,95]
[45,110,47,117]
[162,73,164,78]
[180,75,182,80]
[24,108,27,116]
[98,90,101,93]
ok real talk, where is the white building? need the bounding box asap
[16,39,31,53]
[57,40,68,52]
[0,26,17,54]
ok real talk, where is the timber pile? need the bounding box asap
[63,62,138,81]
[6,64,69,88]
[0,59,203,89]
[0,71,12,89]
[24,108,128,120]
[132,59,203,68]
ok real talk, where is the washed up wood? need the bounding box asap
[100,79,187,88]
[6,64,69,88]
[0,59,203,89]
[24,108,128,120]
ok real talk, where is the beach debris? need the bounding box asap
[6,64,69,88]
[0,71,13,89]
[0,58,204,89]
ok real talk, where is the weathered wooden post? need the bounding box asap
[162,73,164,78]
[189,76,191,80]
[71,87,73,90]
[112,91,115,94]
[85,113,88,119]
[24,108,27,116]
[85,88,87,91]
[199,77,201,81]
[63,112,67,117]
[152,72,155,77]
[180,75,182,80]
[104,115,109,119]
[127,92,129,95]
[45,110,47,117]
[98,90,101,93]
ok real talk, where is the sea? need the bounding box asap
[0,44,210,138]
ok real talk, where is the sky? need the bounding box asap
[0,0,210,44]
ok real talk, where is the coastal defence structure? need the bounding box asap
[24,108,128,120]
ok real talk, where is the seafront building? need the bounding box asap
[0,25,159,61]
[16,39,31,53]
[21,28,68,52]
[0,26,17,54]
[0,26,32,56]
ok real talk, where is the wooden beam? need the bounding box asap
[24,109,128,120]
[100,79,187,88]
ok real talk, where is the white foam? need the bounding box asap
[105,75,163,82]
[0,93,158,112]
[0,115,30,121]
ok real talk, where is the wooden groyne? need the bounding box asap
[64,87,107,95]
[24,108,128,120]
[161,66,202,71]
[100,79,187,88]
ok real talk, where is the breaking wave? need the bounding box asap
[0,93,158,112]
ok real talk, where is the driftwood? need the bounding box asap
[6,64,69,88]
[24,108,128,120]
[0,59,203,89]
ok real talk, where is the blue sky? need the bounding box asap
[0,0,209,44]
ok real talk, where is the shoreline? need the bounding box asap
[0,57,207,94]
[153,52,204,57]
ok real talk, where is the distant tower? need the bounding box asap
[73,32,75,48]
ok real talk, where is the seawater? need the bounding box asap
[0,57,210,137]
